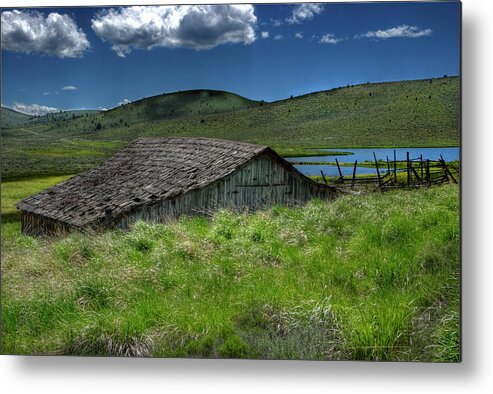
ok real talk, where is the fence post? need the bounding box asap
[440,159,457,184]
[439,158,449,182]
[410,165,422,183]
[374,152,382,188]
[351,160,358,189]
[420,154,423,179]
[406,151,411,187]
[426,159,431,184]
[394,149,397,184]
[335,158,343,183]
[449,162,460,176]
[320,170,328,185]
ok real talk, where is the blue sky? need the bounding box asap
[1,2,460,115]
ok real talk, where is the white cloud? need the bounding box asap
[99,107,108,111]
[319,33,340,44]
[271,18,282,27]
[1,9,90,58]
[287,4,324,24]
[42,92,51,96]
[261,31,269,39]
[118,98,131,106]
[11,102,59,116]
[273,34,283,41]
[91,5,257,57]
[295,32,304,39]
[62,85,78,91]
[358,25,433,40]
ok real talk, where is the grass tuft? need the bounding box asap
[66,324,154,357]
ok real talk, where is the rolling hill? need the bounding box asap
[89,76,459,148]
[24,110,101,127]
[1,76,460,180]
[105,89,261,123]
[0,107,101,129]
[5,90,261,135]
[1,107,32,129]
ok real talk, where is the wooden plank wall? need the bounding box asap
[117,153,334,228]
[21,211,72,236]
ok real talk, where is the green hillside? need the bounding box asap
[1,77,460,180]
[14,90,261,135]
[89,76,459,148]
[24,110,100,127]
[105,89,261,124]
[1,107,32,129]
[0,108,101,129]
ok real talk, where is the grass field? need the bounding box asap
[1,175,74,239]
[1,178,460,361]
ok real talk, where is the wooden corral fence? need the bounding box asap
[320,151,459,190]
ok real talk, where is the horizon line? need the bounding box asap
[3,74,460,115]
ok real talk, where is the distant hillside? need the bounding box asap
[91,76,460,148]
[25,110,100,127]
[12,90,261,134]
[2,77,460,180]
[1,108,100,129]
[1,107,32,129]
[106,89,261,122]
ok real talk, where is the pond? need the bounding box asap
[286,147,460,177]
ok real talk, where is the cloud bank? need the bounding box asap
[11,102,59,116]
[1,10,90,58]
[358,25,433,40]
[91,5,257,57]
[286,4,324,24]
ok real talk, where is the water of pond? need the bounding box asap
[287,147,460,177]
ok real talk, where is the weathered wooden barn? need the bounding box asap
[17,137,337,235]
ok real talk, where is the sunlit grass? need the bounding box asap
[1,181,460,361]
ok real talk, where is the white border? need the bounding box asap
[2,0,493,393]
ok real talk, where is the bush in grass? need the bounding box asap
[211,210,242,241]
[219,335,250,358]
[55,234,95,265]
[66,324,154,357]
[123,221,173,254]
[75,278,113,310]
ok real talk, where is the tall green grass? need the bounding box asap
[1,183,459,360]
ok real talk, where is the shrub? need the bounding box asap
[219,335,250,358]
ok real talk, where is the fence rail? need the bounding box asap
[319,150,459,190]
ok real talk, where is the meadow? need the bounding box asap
[1,176,460,361]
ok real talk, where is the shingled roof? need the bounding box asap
[17,137,297,228]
